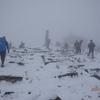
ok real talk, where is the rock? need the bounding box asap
[9,61,16,63]
[90,75,100,80]
[77,65,85,68]
[17,62,25,65]
[54,97,61,100]
[0,75,23,83]
[58,72,78,78]
[28,91,31,94]
[36,92,62,100]
[4,91,14,95]
[84,68,100,73]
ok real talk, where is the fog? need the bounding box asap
[0,0,100,48]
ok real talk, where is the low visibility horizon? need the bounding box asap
[0,0,100,47]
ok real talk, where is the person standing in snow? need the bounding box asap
[0,36,9,67]
[77,40,83,54]
[74,40,78,53]
[88,40,95,59]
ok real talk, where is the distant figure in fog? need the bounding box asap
[19,42,25,48]
[77,40,83,54]
[74,40,78,53]
[88,40,95,59]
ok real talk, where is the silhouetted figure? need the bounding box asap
[74,40,78,53]
[19,42,25,48]
[0,36,9,67]
[77,40,83,54]
[45,30,50,50]
[88,40,95,59]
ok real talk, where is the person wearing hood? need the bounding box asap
[74,40,78,53]
[77,40,83,54]
[88,40,95,59]
[0,36,9,67]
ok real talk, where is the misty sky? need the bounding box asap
[0,0,100,47]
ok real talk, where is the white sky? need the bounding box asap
[0,0,100,47]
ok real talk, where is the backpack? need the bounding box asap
[0,37,6,51]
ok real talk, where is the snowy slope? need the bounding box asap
[0,47,100,100]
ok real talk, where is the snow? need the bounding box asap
[0,46,100,100]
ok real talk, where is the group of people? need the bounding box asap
[74,40,83,54]
[0,36,96,67]
[74,39,95,59]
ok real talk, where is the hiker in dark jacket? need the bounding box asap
[88,40,95,59]
[0,36,9,67]
[77,40,83,54]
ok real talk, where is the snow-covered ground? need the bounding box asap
[0,46,100,100]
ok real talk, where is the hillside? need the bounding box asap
[0,47,100,100]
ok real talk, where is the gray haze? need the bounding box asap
[0,0,100,48]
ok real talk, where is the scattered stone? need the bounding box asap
[74,65,85,69]
[54,97,62,100]
[90,68,100,72]
[9,61,16,63]
[29,58,34,60]
[25,71,27,73]
[10,55,17,58]
[36,92,62,100]
[17,62,25,65]
[74,58,77,60]
[54,76,56,78]
[45,62,49,65]
[77,65,85,67]
[68,65,73,68]
[0,75,23,83]
[88,95,92,98]
[21,51,25,53]
[71,60,74,62]
[41,56,45,63]
[84,68,100,73]
[40,66,43,68]
[80,72,83,75]
[58,72,78,78]
[44,60,58,65]
[41,55,58,65]
[26,77,29,80]
[56,65,60,69]
[28,91,31,94]
[58,85,61,87]
[84,69,89,73]
[4,91,14,95]
[77,58,81,62]
[90,75,100,80]
[48,58,53,61]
